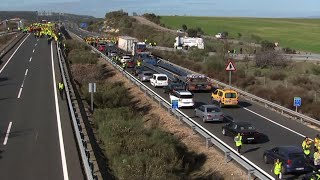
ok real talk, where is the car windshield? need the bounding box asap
[173,84,184,89]
[207,107,220,112]
[180,95,193,99]
[225,93,237,98]
[189,78,208,83]
[239,125,255,130]
[158,76,167,80]
[289,153,304,159]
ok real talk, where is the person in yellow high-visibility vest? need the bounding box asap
[234,133,242,153]
[302,137,312,158]
[315,135,320,151]
[273,158,282,179]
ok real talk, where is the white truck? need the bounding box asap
[174,36,204,50]
[118,36,138,53]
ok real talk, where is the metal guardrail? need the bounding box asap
[156,58,320,126]
[70,30,274,180]
[56,43,94,180]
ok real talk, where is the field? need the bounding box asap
[160,16,320,53]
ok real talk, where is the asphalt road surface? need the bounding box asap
[0,34,84,180]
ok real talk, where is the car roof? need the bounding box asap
[175,90,192,95]
[231,121,252,126]
[277,146,303,153]
[153,74,167,76]
[201,105,219,108]
[122,56,131,58]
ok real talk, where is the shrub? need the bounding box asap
[254,69,263,77]
[261,40,275,51]
[282,47,296,54]
[290,76,314,90]
[255,50,289,68]
[269,72,287,80]
[311,65,320,75]
[142,13,161,25]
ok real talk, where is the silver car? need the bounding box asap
[194,105,224,123]
[138,71,153,82]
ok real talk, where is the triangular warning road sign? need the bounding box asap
[225,61,236,71]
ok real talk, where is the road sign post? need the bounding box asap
[293,97,301,112]
[225,61,236,86]
[171,100,179,109]
[89,83,96,111]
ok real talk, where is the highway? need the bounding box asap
[70,26,320,179]
[0,34,84,180]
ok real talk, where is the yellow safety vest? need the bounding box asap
[235,135,242,147]
[302,140,311,155]
[274,162,282,175]
[58,83,64,90]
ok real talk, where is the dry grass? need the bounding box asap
[99,58,248,179]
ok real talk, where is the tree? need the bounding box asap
[182,24,188,31]
[187,28,198,37]
[255,50,289,68]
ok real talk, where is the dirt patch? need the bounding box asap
[133,16,176,33]
[98,58,249,179]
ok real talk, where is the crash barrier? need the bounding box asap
[56,43,95,180]
[70,31,274,180]
[156,58,320,126]
[0,33,24,60]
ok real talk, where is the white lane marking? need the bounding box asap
[29,57,32,62]
[25,69,28,76]
[17,87,23,98]
[35,43,37,46]
[37,39,39,42]
[50,42,69,180]
[0,34,30,74]
[32,49,35,53]
[243,107,305,138]
[3,122,13,145]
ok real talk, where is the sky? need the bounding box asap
[1,0,320,18]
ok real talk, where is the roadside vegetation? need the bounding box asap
[0,34,16,48]
[64,39,227,179]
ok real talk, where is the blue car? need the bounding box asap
[263,146,313,174]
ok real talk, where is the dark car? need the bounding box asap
[127,60,135,68]
[163,82,185,94]
[222,121,259,143]
[133,66,145,76]
[263,146,312,174]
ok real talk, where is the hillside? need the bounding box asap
[160,16,320,53]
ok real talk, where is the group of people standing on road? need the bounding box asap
[234,134,320,179]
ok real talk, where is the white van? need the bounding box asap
[150,74,168,87]
[170,90,194,108]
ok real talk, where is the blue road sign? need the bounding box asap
[171,100,179,109]
[294,97,301,107]
[80,22,88,28]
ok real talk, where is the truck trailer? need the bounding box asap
[118,36,138,53]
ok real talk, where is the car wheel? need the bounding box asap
[263,155,269,164]
[222,128,226,136]
[202,117,206,123]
